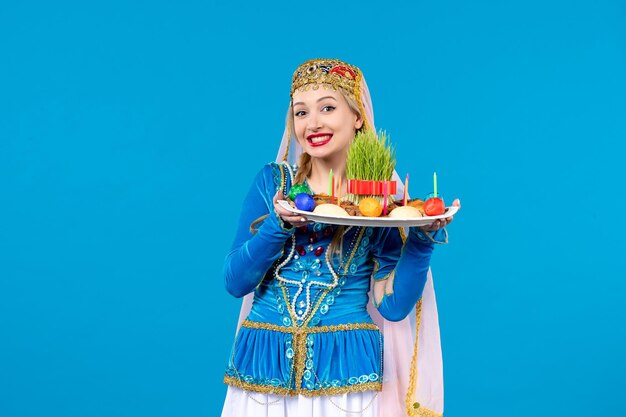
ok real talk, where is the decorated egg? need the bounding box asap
[424,197,445,216]
[358,198,383,217]
[288,183,312,200]
[294,193,316,212]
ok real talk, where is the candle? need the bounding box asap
[403,173,409,206]
[329,169,333,197]
[383,181,388,215]
[337,176,342,202]
[433,171,438,198]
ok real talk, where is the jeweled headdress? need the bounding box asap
[282,58,372,162]
[290,58,361,99]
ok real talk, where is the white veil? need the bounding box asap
[235,73,444,417]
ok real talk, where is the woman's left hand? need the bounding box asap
[419,198,461,232]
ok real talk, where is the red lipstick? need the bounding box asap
[306,133,333,147]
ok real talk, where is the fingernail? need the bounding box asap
[301,218,306,222]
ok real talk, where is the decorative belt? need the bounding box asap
[241,319,379,333]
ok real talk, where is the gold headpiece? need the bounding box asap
[290,58,361,99]
[284,58,369,162]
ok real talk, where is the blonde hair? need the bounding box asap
[252,85,362,264]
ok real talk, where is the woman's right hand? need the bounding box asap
[273,191,308,227]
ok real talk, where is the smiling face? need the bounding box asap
[291,86,363,162]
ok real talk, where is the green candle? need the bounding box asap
[329,169,333,196]
[434,171,437,198]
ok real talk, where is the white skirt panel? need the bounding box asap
[221,386,379,417]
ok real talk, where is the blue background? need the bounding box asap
[1,1,625,416]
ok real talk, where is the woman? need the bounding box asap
[222,58,459,417]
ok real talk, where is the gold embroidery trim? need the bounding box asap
[406,298,425,416]
[303,289,329,327]
[293,330,307,390]
[412,406,442,417]
[372,259,380,276]
[303,381,381,397]
[224,375,294,396]
[225,375,382,398]
[398,226,408,243]
[342,227,365,275]
[241,320,379,333]
[399,227,440,416]
[279,285,297,324]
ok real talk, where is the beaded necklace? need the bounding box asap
[274,225,359,324]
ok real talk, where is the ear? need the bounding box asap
[355,114,364,130]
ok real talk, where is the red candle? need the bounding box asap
[383,181,388,215]
[403,173,409,206]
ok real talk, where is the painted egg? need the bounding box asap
[288,183,312,200]
[424,197,445,216]
[358,197,383,217]
[294,193,316,212]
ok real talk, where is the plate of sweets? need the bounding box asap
[279,129,459,228]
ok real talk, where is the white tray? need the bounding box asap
[277,200,459,227]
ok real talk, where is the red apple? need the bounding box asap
[424,197,445,216]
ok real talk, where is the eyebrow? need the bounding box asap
[293,96,338,106]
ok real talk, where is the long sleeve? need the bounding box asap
[223,163,295,298]
[372,227,445,321]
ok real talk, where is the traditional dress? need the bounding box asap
[221,59,446,417]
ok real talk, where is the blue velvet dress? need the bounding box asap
[223,162,440,398]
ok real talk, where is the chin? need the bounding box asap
[305,147,335,159]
